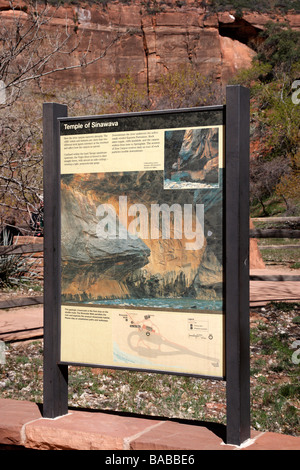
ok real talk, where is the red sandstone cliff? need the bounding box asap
[1,0,299,92]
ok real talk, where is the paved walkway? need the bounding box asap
[0,305,43,342]
[250,267,300,306]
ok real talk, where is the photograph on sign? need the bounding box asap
[59,111,225,378]
[164,127,220,189]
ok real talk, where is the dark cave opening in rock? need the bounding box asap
[219,17,264,49]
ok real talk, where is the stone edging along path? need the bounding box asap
[0,398,299,450]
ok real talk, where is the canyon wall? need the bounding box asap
[1,0,300,93]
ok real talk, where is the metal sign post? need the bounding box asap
[225,85,251,445]
[43,103,68,418]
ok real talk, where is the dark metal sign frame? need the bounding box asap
[42,85,250,446]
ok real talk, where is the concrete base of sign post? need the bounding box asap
[0,398,299,450]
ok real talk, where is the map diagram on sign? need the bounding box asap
[112,309,224,377]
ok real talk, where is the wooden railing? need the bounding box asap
[250,217,300,282]
[0,238,44,309]
[0,243,43,256]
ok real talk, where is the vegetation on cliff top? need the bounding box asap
[210,0,300,14]
[43,0,300,15]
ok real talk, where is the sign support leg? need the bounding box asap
[225,85,251,446]
[43,103,68,418]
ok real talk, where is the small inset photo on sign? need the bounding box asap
[164,127,220,189]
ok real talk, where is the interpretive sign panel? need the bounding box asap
[43,86,250,445]
[59,109,225,378]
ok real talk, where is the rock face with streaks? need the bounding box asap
[61,181,151,300]
[61,182,150,267]
[61,170,223,302]
[1,0,299,93]
[61,166,264,303]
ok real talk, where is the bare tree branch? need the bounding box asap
[0,1,124,108]
[0,1,127,228]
